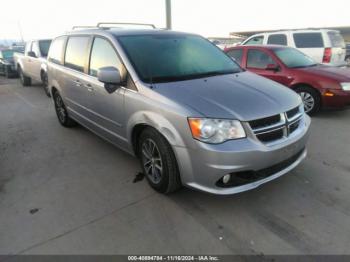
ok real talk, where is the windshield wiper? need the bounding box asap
[148,70,239,83]
[291,64,318,69]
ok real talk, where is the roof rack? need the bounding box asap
[97,22,156,29]
[72,26,97,30]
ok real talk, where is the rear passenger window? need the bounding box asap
[89,37,122,77]
[49,37,66,64]
[247,49,276,69]
[267,34,287,45]
[226,49,243,65]
[244,36,264,45]
[293,33,324,48]
[65,36,90,72]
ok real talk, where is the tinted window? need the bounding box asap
[118,35,241,83]
[48,37,66,64]
[2,50,14,59]
[65,36,90,72]
[89,38,122,77]
[327,31,345,48]
[244,36,264,45]
[293,33,324,48]
[267,34,287,45]
[226,49,243,65]
[247,49,276,69]
[274,48,316,68]
[39,40,52,57]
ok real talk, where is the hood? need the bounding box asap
[153,71,301,121]
[297,65,350,82]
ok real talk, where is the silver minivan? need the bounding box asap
[47,24,311,195]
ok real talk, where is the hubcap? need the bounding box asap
[299,92,315,113]
[55,95,66,123]
[141,139,163,184]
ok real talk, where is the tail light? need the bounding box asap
[323,48,332,63]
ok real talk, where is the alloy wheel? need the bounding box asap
[299,92,315,113]
[141,138,163,184]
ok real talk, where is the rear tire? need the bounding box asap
[138,127,182,194]
[53,91,77,127]
[295,86,321,115]
[18,67,31,86]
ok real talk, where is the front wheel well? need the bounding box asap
[290,83,322,102]
[131,124,150,156]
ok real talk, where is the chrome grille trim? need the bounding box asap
[249,106,303,143]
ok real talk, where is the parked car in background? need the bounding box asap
[47,24,310,195]
[345,43,350,66]
[14,39,52,96]
[0,49,17,78]
[241,29,346,67]
[209,37,240,50]
[226,45,350,114]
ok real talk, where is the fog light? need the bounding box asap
[223,174,231,184]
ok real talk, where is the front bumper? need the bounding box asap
[322,89,350,108]
[174,115,311,195]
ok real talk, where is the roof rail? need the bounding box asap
[72,26,97,30]
[96,22,156,29]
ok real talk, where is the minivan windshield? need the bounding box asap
[274,48,317,68]
[39,40,52,57]
[118,34,242,83]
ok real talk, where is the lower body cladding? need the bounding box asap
[173,115,311,195]
[322,89,350,108]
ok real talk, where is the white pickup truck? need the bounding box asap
[14,39,52,96]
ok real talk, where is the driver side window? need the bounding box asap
[245,36,264,45]
[247,49,276,69]
[89,37,123,78]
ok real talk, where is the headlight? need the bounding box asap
[341,83,350,91]
[188,118,246,144]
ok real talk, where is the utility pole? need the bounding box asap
[165,0,172,29]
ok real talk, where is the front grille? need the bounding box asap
[256,128,284,142]
[249,114,281,129]
[216,148,305,188]
[248,107,303,144]
[286,106,300,119]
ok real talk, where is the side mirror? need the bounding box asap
[266,64,279,72]
[97,67,122,94]
[28,51,37,58]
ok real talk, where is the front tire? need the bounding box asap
[138,127,182,194]
[295,86,321,115]
[41,72,51,97]
[18,67,31,86]
[53,91,77,127]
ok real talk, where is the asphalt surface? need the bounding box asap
[0,77,350,255]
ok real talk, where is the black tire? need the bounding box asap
[295,86,321,115]
[346,56,350,66]
[138,127,182,194]
[5,67,11,79]
[53,91,77,127]
[18,67,31,86]
[41,71,51,97]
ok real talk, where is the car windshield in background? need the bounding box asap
[39,40,52,57]
[117,34,241,83]
[2,50,14,59]
[274,48,317,68]
[328,31,345,48]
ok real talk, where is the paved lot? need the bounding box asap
[0,77,350,255]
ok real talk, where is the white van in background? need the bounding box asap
[241,29,346,67]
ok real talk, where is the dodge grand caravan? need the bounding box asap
[47,24,311,195]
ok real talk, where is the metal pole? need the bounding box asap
[165,0,172,29]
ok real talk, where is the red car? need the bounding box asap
[225,45,350,114]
